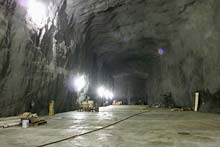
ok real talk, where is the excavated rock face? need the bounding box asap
[147,0,220,108]
[0,0,220,116]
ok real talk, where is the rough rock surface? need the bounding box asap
[0,0,220,116]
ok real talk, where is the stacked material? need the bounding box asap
[0,113,47,128]
[0,117,20,128]
[20,112,47,126]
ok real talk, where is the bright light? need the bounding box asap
[105,90,114,100]
[109,92,114,99]
[74,75,86,92]
[26,0,48,28]
[97,86,114,99]
[97,86,105,98]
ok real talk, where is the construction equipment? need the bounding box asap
[112,100,122,105]
[79,99,99,112]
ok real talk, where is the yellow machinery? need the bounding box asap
[49,100,55,116]
[79,99,99,112]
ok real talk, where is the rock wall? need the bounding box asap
[0,0,114,116]
[147,0,220,112]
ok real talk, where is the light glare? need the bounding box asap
[97,86,114,99]
[26,0,47,28]
[105,90,114,100]
[97,86,105,98]
[74,75,86,92]
[158,48,165,55]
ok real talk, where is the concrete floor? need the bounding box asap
[0,105,220,147]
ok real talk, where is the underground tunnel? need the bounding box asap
[0,0,220,146]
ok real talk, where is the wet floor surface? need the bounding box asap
[0,105,220,147]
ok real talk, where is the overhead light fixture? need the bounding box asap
[105,90,114,100]
[25,0,48,28]
[74,75,86,92]
[97,86,114,99]
[97,86,105,98]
